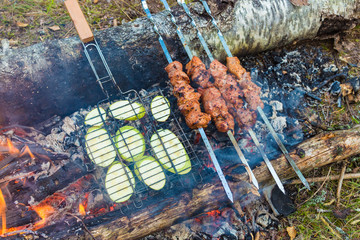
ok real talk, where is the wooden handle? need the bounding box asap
[64,0,94,43]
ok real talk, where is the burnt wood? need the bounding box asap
[0,0,358,126]
[4,125,359,239]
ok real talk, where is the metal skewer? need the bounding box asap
[141,0,234,203]
[177,0,286,193]
[199,0,310,190]
[160,0,259,189]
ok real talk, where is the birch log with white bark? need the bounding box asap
[0,0,358,125]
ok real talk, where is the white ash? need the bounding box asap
[212,222,238,239]
[28,196,35,206]
[256,212,271,228]
[238,138,257,154]
[269,100,283,112]
[41,162,50,172]
[270,117,287,133]
[322,63,338,73]
[290,72,302,83]
[62,116,77,135]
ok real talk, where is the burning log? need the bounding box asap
[8,124,356,240]
[0,0,359,125]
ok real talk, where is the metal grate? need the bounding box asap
[80,75,203,208]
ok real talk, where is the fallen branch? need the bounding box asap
[336,164,347,207]
[289,173,360,184]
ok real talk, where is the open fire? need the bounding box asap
[0,0,358,238]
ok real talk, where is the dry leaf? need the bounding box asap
[289,0,309,6]
[321,133,335,140]
[93,0,99,3]
[340,83,354,97]
[17,22,28,28]
[113,19,118,27]
[286,226,297,240]
[49,25,60,31]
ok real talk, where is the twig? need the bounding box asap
[312,73,347,92]
[289,173,360,184]
[323,216,350,240]
[336,164,347,207]
[299,167,332,206]
[319,216,343,239]
[66,213,96,240]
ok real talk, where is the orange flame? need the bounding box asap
[6,139,19,155]
[32,204,55,229]
[0,189,6,235]
[19,145,35,159]
[79,203,86,216]
[206,210,220,217]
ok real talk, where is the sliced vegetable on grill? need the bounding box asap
[150,129,191,175]
[134,156,166,190]
[116,126,145,162]
[109,100,145,121]
[84,107,106,126]
[105,162,135,203]
[151,96,171,122]
[85,126,116,167]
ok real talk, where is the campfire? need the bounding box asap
[0,0,359,239]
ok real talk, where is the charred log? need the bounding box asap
[0,0,359,125]
[5,125,357,240]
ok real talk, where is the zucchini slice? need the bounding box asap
[109,100,145,121]
[150,129,191,175]
[151,96,170,122]
[84,107,106,126]
[85,127,116,167]
[115,126,145,162]
[105,162,135,203]
[134,156,166,190]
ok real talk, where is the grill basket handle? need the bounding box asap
[64,0,94,43]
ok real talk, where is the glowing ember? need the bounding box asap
[0,189,6,235]
[32,204,55,229]
[19,145,35,159]
[6,139,19,155]
[79,203,86,216]
[207,210,220,217]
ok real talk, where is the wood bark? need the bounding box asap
[29,124,360,240]
[0,0,359,126]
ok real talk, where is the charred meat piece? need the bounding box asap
[186,56,212,89]
[226,57,264,110]
[200,87,235,133]
[165,61,211,129]
[210,60,256,129]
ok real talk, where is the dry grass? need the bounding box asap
[0,0,178,48]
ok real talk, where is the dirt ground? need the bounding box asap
[0,0,359,239]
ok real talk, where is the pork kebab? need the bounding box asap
[159,0,259,189]
[176,0,285,193]
[141,0,235,202]
[198,0,310,190]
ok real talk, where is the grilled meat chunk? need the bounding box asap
[200,87,234,133]
[226,57,264,110]
[185,56,212,89]
[165,61,211,129]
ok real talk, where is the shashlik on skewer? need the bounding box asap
[209,59,258,130]
[165,61,211,129]
[185,56,234,133]
[227,57,264,111]
[198,0,309,191]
